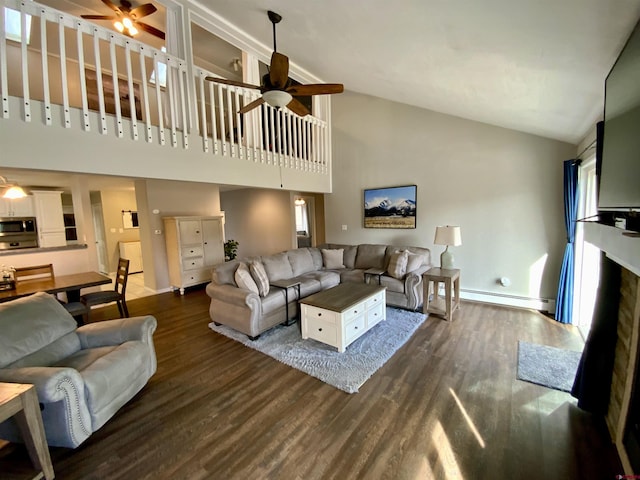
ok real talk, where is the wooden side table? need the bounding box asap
[0,382,54,480]
[423,268,460,321]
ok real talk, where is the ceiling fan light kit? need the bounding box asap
[81,0,165,40]
[263,90,292,108]
[204,10,344,117]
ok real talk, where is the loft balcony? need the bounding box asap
[0,0,332,192]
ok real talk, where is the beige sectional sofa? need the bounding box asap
[206,243,431,339]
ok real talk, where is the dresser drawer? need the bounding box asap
[181,245,203,258]
[181,269,210,285]
[182,257,204,270]
[367,302,385,328]
[303,305,337,324]
[345,314,366,343]
[306,318,337,345]
[365,291,385,309]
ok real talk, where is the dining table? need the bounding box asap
[0,271,112,303]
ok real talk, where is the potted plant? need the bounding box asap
[224,239,239,261]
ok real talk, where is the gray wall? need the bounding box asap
[221,188,294,259]
[326,91,576,302]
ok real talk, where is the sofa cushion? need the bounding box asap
[355,244,387,269]
[381,275,405,294]
[0,292,79,368]
[212,259,240,286]
[340,269,365,284]
[8,332,82,368]
[308,248,324,270]
[326,244,357,268]
[262,252,294,282]
[249,261,270,297]
[322,248,345,269]
[288,248,316,276]
[406,252,425,273]
[235,263,259,294]
[387,250,409,279]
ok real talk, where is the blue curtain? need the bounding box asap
[555,159,580,324]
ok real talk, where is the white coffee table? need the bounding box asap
[300,283,386,352]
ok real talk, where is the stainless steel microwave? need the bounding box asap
[0,217,38,249]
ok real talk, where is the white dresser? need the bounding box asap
[301,284,386,352]
[163,216,224,294]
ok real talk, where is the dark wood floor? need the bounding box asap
[1,288,623,479]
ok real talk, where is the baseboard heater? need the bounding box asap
[435,286,556,313]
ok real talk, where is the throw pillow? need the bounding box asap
[406,252,424,273]
[387,250,409,279]
[249,261,270,297]
[234,263,259,295]
[322,248,345,269]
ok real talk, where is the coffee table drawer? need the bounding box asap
[304,305,337,324]
[345,314,366,343]
[365,291,385,309]
[307,318,337,345]
[343,303,366,321]
[367,302,385,328]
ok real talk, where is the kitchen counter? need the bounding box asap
[0,244,88,257]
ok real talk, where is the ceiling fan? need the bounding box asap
[205,10,344,117]
[81,0,165,40]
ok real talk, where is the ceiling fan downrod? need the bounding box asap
[268,10,282,52]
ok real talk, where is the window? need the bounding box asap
[4,8,32,44]
[149,46,167,88]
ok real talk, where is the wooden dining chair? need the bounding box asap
[14,264,89,324]
[81,258,130,318]
[13,264,55,281]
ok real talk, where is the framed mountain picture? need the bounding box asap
[364,185,417,229]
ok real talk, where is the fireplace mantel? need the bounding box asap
[583,222,640,277]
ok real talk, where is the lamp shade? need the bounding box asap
[434,226,462,246]
[262,90,292,108]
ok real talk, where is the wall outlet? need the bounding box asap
[342,224,347,231]
[154,229,162,235]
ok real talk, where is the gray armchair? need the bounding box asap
[0,292,157,448]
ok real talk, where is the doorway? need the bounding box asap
[294,195,314,248]
[574,156,600,339]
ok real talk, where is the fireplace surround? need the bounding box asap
[580,222,640,474]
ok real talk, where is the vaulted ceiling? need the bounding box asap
[203,0,640,144]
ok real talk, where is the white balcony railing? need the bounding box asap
[0,0,329,174]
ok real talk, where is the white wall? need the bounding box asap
[327,91,576,305]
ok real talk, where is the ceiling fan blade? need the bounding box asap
[101,0,121,13]
[81,14,117,20]
[287,84,344,96]
[129,3,156,20]
[269,52,289,89]
[286,97,310,116]
[238,97,265,114]
[135,21,165,40]
[204,77,261,90]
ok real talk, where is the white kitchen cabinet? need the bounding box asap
[0,196,34,217]
[163,216,224,294]
[119,241,144,273]
[31,191,66,248]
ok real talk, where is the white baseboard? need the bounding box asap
[458,289,556,313]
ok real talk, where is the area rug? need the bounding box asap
[516,341,583,393]
[209,307,427,393]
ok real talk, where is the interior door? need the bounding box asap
[91,203,109,274]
